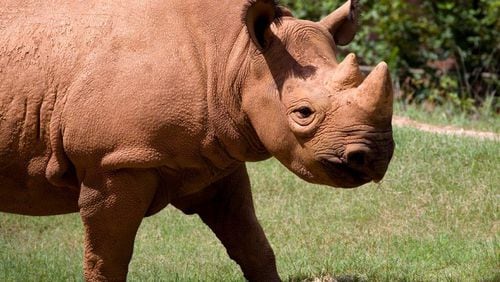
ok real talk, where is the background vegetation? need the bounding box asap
[282,0,499,116]
[0,128,498,281]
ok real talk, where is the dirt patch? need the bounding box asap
[303,275,367,282]
[393,116,500,141]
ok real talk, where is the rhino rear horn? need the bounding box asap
[319,0,359,46]
[332,53,364,89]
[243,0,283,50]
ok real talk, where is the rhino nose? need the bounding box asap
[344,144,386,182]
[345,144,370,170]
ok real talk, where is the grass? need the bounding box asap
[394,100,500,133]
[0,127,499,281]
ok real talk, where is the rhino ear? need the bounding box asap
[243,0,283,50]
[320,0,359,46]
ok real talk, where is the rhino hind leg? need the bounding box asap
[78,168,159,281]
[194,165,280,282]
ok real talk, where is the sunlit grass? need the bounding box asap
[0,127,498,281]
[395,101,500,133]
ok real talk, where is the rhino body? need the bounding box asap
[0,0,394,280]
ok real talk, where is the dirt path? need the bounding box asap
[392,116,500,141]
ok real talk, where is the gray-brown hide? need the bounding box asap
[0,0,394,281]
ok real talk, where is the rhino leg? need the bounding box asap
[195,165,280,282]
[78,168,159,282]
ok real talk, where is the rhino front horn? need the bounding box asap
[356,62,394,121]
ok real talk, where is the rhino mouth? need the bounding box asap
[319,156,372,188]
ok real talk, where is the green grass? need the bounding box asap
[1,127,499,281]
[395,101,500,133]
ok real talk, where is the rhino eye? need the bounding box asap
[289,104,323,135]
[294,106,314,119]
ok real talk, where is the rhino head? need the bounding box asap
[241,0,394,188]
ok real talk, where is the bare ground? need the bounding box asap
[392,116,500,141]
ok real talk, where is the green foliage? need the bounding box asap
[281,0,499,113]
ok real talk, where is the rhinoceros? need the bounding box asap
[0,0,394,280]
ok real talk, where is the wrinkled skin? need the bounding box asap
[0,0,394,281]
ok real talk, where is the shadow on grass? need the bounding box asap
[288,272,500,282]
[287,274,368,282]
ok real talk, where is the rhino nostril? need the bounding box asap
[347,151,366,167]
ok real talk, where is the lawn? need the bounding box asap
[394,102,500,133]
[0,127,498,281]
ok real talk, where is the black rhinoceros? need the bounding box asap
[0,0,394,280]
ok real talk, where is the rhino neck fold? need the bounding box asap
[205,27,271,163]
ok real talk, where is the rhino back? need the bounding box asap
[0,1,112,170]
[56,0,252,169]
[1,0,254,200]
[0,1,182,163]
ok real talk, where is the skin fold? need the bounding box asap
[0,0,394,281]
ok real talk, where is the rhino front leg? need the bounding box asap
[195,165,280,281]
[78,168,159,282]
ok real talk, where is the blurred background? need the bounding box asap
[282,0,499,118]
